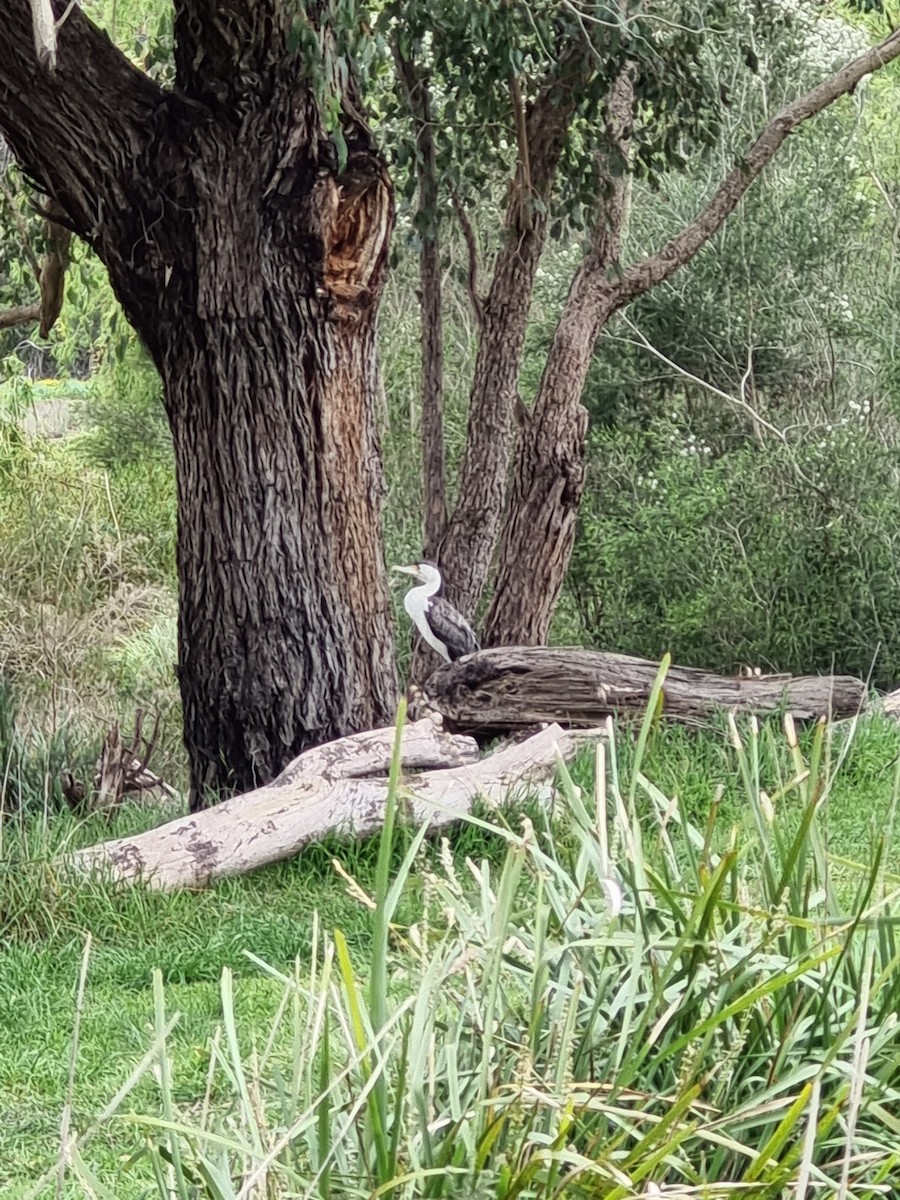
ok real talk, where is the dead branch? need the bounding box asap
[67,709,175,817]
[64,717,579,890]
[0,193,73,336]
[38,196,71,337]
[422,648,867,734]
[0,301,40,330]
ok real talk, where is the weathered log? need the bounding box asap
[66,717,579,891]
[421,648,867,734]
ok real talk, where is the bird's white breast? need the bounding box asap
[403,586,451,661]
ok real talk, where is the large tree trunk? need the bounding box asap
[130,130,398,803]
[0,0,399,802]
[163,290,397,802]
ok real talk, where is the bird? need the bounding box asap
[392,560,480,664]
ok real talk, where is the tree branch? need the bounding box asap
[65,719,582,890]
[0,0,164,243]
[610,26,900,310]
[485,27,900,649]
[590,64,634,272]
[38,195,71,337]
[451,191,483,325]
[435,41,594,621]
[0,301,40,330]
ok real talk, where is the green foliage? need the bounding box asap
[0,374,180,793]
[587,135,874,420]
[7,710,900,1196]
[383,0,755,240]
[554,21,900,685]
[73,345,171,470]
[567,416,900,685]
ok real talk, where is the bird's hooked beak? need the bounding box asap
[391,563,422,580]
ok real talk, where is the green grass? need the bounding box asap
[0,797,516,1196]
[1,712,900,1196]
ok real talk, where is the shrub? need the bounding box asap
[565,417,900,687]
[74,346,171,470]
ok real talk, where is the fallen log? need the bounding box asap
[66,717,581,891]
[420,648,867,735]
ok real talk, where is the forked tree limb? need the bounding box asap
[484,24,900,649]
[0,0,163,242]
[434,40,594,623]
[66,718,578,891]
[394,46,447,559]
[421,649,867,734]
[609,26,900,312]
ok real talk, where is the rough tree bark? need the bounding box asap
[0,0,399,801]
[436,49,591,619]
[484,66,634,645]
[420,649,867,734]
[395,50,446,560]
[485,27,900,647]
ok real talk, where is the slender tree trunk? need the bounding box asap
[484,67,634,646]
[482,288,612,646]
[480,258,610,648]
[395,52,446,558]
[419,204,446,558]
[437,57,588,618]
[0,0,400,802]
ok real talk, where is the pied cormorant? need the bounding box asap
[392,561,480,664]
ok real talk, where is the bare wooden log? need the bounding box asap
[66,717,576,891]
[422,648,867,734]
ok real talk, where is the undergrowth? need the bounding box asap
[2,692,900,1198]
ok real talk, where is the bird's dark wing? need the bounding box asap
[427,596,480,660]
